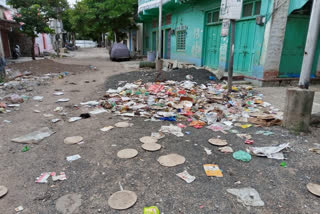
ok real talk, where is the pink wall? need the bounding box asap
[35,33,54,55]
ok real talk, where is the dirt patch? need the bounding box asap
[7,59,89,76]
[105,68,216,89]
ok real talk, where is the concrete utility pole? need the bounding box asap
[227,20,235,93]
[283,0,319,132]
[156,0,163,72]
[299,0,320,89]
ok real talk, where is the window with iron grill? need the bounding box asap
[176,30,186,51]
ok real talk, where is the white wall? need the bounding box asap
[75,40,97,48]
[263,0,290,72]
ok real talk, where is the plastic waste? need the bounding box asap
[233,150,252,162]
[143,206,160,214]
[21,146,29,152]
[11,127,55,144]
[203,164,223,177]
[247,143,290,160]
[159,125,184,137]
[227,187,265,207]
[66,154,81,162]
[176,170,196,183]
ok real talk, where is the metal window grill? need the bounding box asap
[176,30,186,51]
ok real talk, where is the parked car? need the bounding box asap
[109,43,130,61]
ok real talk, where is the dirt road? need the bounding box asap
[0,48,319,214]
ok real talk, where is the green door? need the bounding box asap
[203,10,221,69]
[233,19,257,74]
[279,15,320,77]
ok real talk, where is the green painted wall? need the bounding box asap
[140,0,316,80]
[142,0,221,66]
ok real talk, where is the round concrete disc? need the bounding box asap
[117,149,138,159]
[157,154,185,167]
[208,138,228,146]
[64,136,83,145]
[108,190,137,210]
[115,122,130,128]
[141,143,161,151]
[139,136,158,144]
[0,186,8,198]
[307,183,320,197]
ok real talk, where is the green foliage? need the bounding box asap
[65,0,138,42]
[7,0,69,38]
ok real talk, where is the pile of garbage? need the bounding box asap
[100,79,283,130]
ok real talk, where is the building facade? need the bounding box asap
[138,0,320,84]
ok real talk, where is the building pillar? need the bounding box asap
[261,0,290,80]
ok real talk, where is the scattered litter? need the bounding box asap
[64,136,83,145]
[8,104,20,108]
[100,126,114,132]
[143,206,160,214]
[203,164,223,177]
[233,150,252,162]
[108,190,137,210]
[35,172,51,183]
[237,134,252,140]
[44,113,54,118]
[3,120,11,123]
[33,109,41,113]
[177,123,187,128]
[245,139,254,145]
[68,117,82,123]
[307,183,320,197]
[51,172,67,181]
[80,101,99,106]
[151,132,165,139]
[56,98,70,103]
[141,143,162,151]
[157,154,186,167]
[280,161,287,168]
[15,206,24,212]
[218,146,234,153]
[176,170,196,183]
[66,154,81,162]
[208,138,228,146]
[51,118,61,123]
[139,136,158,144]
[248,114,281,127]
[159,125,184,137]
[240,124,252,129]
[53,92,64,96]
[0,186,8,198]
[115,121,132,128]
[11,127,55,144]
[89,108,107,115]
[203,147,212,155]
[227,187,265,207]
[54,107,63,112]
[80,113,91,119]
[309,143,320,154]
[21,146,29,152]
[117,149,138,159]
[185,75,193,80]
[33,96,44,102]
[255,130,273,136]
[247,143,290,160]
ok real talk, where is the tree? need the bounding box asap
[7,0,69,60]
[65,0,137,44]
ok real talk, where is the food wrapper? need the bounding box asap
[203,164,223,177]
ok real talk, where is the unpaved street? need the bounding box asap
[0,48,319,214]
